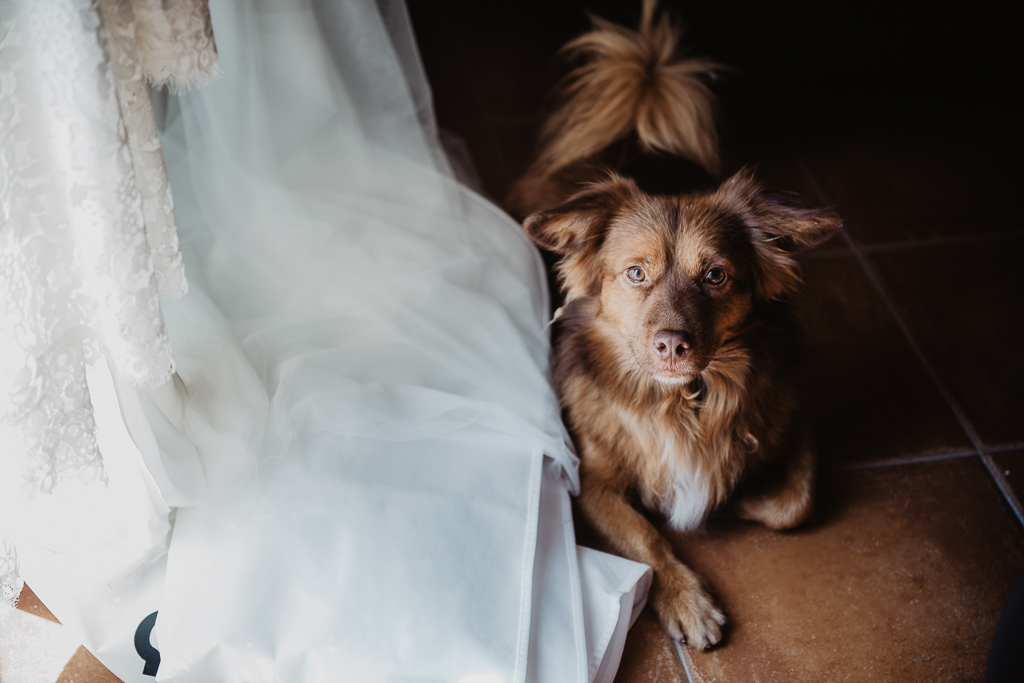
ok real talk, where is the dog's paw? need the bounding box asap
[651,567,726,649]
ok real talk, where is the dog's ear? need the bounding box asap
[718,169,842,300]
[523,174,638,298]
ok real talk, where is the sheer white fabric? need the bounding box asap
[154,0,577,491]
[142,3,579,676]
[0,0,188,506]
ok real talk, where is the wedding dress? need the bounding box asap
[1,1,651,681]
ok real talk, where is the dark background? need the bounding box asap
[408,0,1018,192]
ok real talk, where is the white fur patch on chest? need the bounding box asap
[660,436,710,531]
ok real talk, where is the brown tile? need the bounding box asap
[662,457,1024,682]
[795,256,971,465]
[869,236,1024,447]
[16,583,61,625]
[55,646,124,683]
[990,450,1024,508]
[614,607,687,683]
[799,136,1022,247]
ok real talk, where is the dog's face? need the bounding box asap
[597,200,758,383]
[524,170,840,384]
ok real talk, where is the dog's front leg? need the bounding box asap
[579,472,726,649]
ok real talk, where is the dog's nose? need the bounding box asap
[653,330,690,360]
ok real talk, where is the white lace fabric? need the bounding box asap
[0,535,22,621]
[0,0,211,610]
[101,0,192,299]
[130,0,221,91]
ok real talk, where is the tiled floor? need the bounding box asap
[5,3,1021,683]
[407,1,1023,681]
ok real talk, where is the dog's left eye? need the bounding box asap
[704,267,727,286]
[626,266,646,283]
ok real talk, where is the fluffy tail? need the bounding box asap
[507,0,720,214]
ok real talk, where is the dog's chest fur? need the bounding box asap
[657,432,711,530]
[631,392,748,531]
[562,342,759,531]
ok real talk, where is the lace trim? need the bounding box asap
[129,0,221,91]
[99,0,189,299]
[0,536,23,622]
[0,0,191,494]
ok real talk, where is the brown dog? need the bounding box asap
[509,1,841,649]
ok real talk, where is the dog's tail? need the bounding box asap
[507,0,720,214]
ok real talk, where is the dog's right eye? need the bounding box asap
[626,266,646,283]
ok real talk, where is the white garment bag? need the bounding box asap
[2,1,652,681]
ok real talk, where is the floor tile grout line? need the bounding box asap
[841,450,978,470]
[798,230,1024,263]
[790,150,1024,528]
[842,443,1024,471]
[854,230,1024,254]
[798,247,855,261]
[841,443,1024,470]
[673,639,696,683]
[984,442,1024,454]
